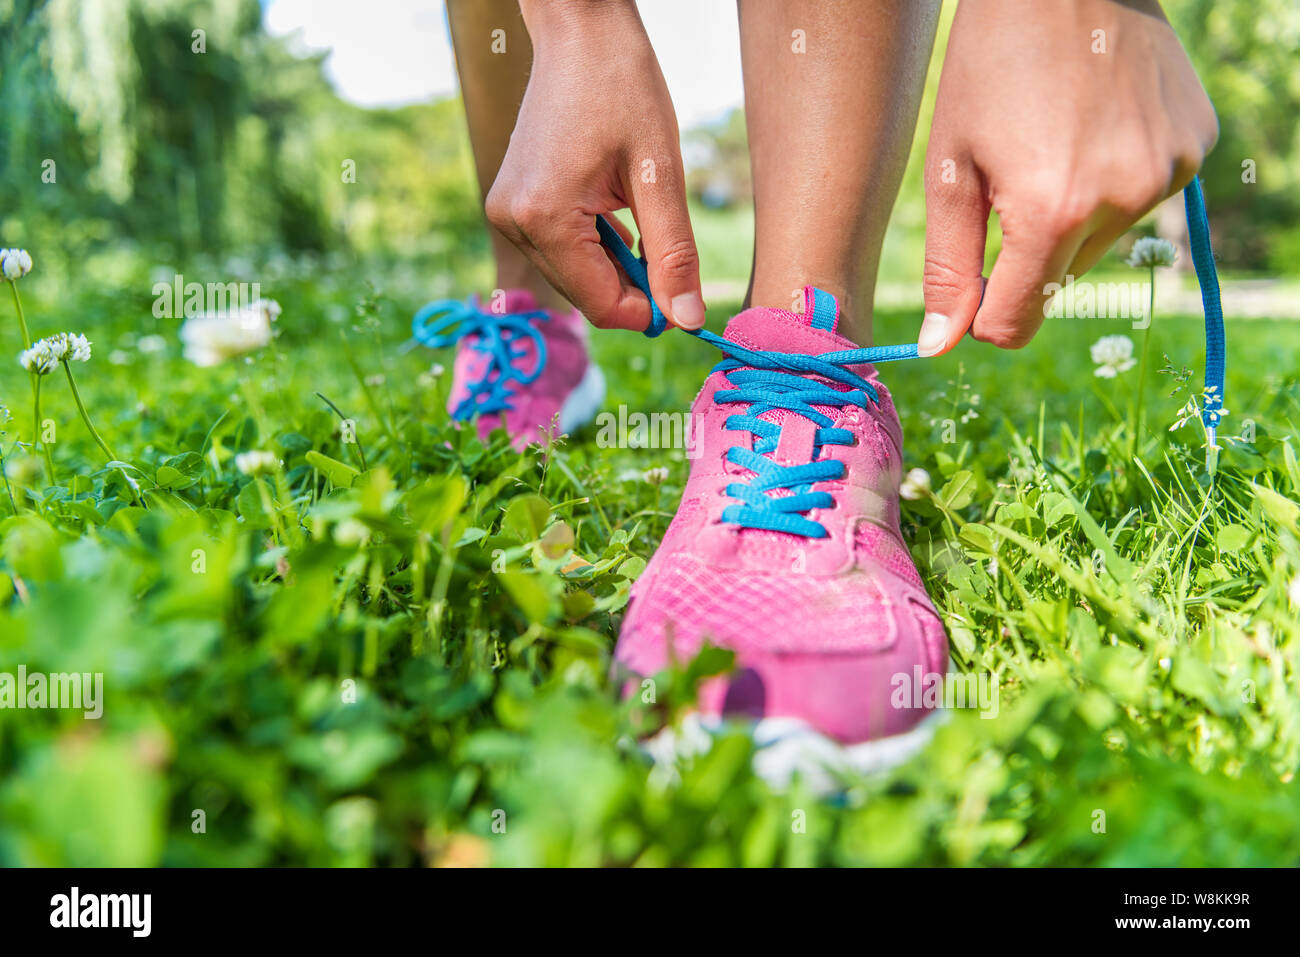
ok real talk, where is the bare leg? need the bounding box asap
[447,0,565,309]
[738,0,939,344]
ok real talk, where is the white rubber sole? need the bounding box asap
[644,709,949,796]
[557,361,606,434]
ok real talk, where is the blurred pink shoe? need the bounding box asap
[616,287,949,788]
[412,289,604,448]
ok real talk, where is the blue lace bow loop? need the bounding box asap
[594,218,925,537]
[411,296,549,419]
[595,181,1227,520]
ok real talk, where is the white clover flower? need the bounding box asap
[18,332,90,372]
[1090,335,1137,378]
[19,343,58,375]
[137,334,168,354]
[1289,574,1300,608]
[899,467,931,500]
[0,248,33,280]
[235,450,280,476]
[643,466,669,485]
[1126,237,1177,269]
[180,297,281,366]
[61,333,92,362]
[258,298,283,323]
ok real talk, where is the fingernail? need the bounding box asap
[917,312,949,357]
[670,292,706,330]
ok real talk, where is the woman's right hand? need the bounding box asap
[487,0,705,332]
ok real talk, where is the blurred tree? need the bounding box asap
[684,108,752,209]
[0,0,119,267]
[124,0,256,250]
[3,0,1295,275]
[1166,0,1300,268]
[2,0,480,268]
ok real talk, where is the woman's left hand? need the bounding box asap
[919,0,1218,356]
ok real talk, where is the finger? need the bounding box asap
[920,151,991,356]
[527,212,653,332]
[974,218,1086,349]
[1067,214,1137,279]
[625,150,705,330]
[485,181,653,331]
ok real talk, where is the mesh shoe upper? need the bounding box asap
[615,287,949,743]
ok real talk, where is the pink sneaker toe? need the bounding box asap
[614,285,950,754]
[696,600,946,742]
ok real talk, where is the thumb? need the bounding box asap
[920,153,989,356]
[626,151,706,330]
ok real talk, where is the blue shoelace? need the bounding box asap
[689,335,916,537]
[1184,178,1226,445]
[411,297,550,420]
[596,178,1226,537]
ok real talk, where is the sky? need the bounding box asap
[262,0,746,130]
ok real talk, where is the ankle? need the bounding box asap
[491,270,568,313]
[490,239,569,312]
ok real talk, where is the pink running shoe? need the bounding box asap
[616,286,949,788]
[412,289,605,449]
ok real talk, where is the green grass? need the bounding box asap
[1,257,1299,867]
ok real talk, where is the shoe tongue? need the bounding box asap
[723,286,854,353]
[798,286,842,331]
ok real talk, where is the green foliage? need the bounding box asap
[1,256,1298,866]
[0,0,1298,867]
[1,0,481,274]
